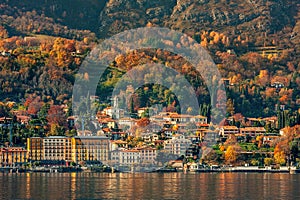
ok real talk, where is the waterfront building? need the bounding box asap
[0,147,27,167]
[109,147,157,167]
[71,136,110,164]
[164,134,192,156]
[27,136,110,165]
[27,137,43,161]
[43,136,72,163]
[138,147,157,165]
[119,149,140,165]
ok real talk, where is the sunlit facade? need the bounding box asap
[27,136,110,165]
[0,147,27,166]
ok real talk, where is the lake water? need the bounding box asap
[0,172,300,200]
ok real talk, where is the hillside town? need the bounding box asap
[0,1,299,173]
[0,99,299,173]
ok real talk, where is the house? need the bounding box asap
[141,133,160,143]
[142,134,152,143]
[118,117,136,129]
[191,115,208,124]
[137,107,149,117]
[219,126,239,138]
[149,114,164,122]
[102,107,113,117]
[106,119,117,129]
[162,129,174,139]
[152,134,159,142]
[169,113,191,124]
[195,123,210,139]
[16,115,30,125]
[185,143,200,159]
[245,118,264,126]
[109,149,120,165]
[239,127,266,137]
[177,124,188,133]
[98,117,117,129]
[109,147,157,168]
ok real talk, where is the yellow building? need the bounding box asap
[0,147,27,167]
[27,136,110,165]
[27,137,43,161]
[71,136,110,164]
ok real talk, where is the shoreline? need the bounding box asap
[1,166,299,174]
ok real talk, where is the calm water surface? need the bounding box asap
[0,172,299,200]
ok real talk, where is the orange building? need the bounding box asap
[0,147,27,167]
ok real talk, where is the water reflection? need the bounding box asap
[0,173,300,199]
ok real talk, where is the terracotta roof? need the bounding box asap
[111,140,127,144]
[240,127,266,131]
[221,126,239,129]
[121,149,139,153]
[196,123,209,127]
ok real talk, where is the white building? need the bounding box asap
[138,147,157,165]
[164,135,192,156]
[119,149,140,165]
[109,147,157,166]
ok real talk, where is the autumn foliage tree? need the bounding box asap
[137,118,150,127]
[27,96,43,115]
[46,105,67,128]
[274,144,286,165]
[225,145,238,165]
[50,38,75,67]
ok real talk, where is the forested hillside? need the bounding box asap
[0,0,299,120]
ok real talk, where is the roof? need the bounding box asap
[137,147,156,151]
[121,149,139,153]
[111,140,127,144]
[74,136,110,139]
[0,147,27,152]
[47,136,67,139]
[196,123,209,127]
[194,115,207,119]
[221,126,239,130]
[169,113,192,118]
[240,127,266,131]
